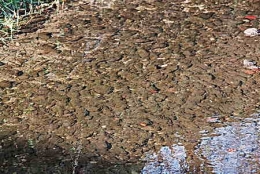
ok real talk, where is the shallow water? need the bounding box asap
[1,0,260,173]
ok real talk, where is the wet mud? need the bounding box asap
[1,0,260,173]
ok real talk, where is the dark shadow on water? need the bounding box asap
[0,129,143,174]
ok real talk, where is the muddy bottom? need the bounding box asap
[1,0,260,173]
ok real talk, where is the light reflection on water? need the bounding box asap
[141,114,260,174]
[141,144,188,174]
[197,116,260,174]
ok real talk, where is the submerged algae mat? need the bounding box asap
[1,0,260,173]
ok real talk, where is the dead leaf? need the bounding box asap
[227,148,236,152]
[167,88,175,93]
[245,15,257,20]
[140,122,147,127]
[243,69,258,75]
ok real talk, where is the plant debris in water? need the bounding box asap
[0,0,61,39]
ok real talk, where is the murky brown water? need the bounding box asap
[1,0,260,173]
